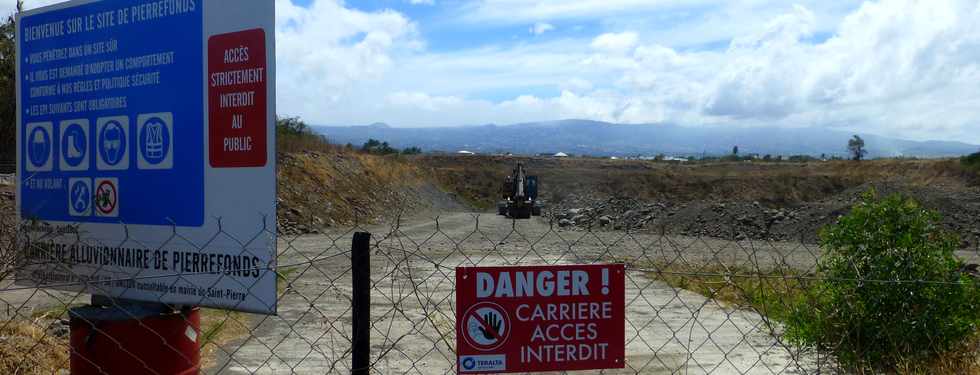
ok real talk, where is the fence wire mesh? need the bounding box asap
[1,209,979,374]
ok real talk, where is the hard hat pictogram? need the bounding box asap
[26,123,52,171]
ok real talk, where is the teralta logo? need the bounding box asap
[459,355,505,372]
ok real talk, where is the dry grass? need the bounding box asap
[277,150,436,227]
[277,131,343,155]
[0,191,18,282]
[199,309,251,369]
[419,155,975,208]
[0,305,255,373]
[639,262,806,323]
[901,337,980,375]
[0,193,70,374]
[199,266,298,370]
[0,318,69,374]
[641,261,980,374]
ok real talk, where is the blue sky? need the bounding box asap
[272,0,980,143]
[10,0,980,142]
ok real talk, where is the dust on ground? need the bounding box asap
[211,213,835,374]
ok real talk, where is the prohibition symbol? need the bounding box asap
[462,302,510,351]
[95,180,117,215]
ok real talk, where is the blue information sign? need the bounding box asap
[16,0,277,314]
[19,0,204,226]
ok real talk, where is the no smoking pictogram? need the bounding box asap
[462,302,510,351]
[95,180,117,216]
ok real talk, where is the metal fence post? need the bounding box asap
[351,232,371,375]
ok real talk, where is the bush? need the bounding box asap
[786,191,980,371]
[401,146,422,155]
[361,139,399,155]
[0,14,17,165]
[961,151,980,172]
[276,116,334,153]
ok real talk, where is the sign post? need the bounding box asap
[16,0,277,314]
[456,264,626,373]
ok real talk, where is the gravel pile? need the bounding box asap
[549,182,980,247]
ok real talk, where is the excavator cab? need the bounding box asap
[497,163,541,218]
[527,176,538,201]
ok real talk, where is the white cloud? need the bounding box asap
[347,0,980,142]
[590,32,639,53]
[274,0,421,122]
[11,0,976,142]
[530,22,555,35]
[460,0,714,24]
[408,0,435,5]
[697,0,980,134]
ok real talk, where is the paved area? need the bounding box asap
[211,213,831,374]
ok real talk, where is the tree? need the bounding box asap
[276,116,311,136]
[401,146,422,155]
[962,151,980,171]
[276,115,332,152]
[732,145,739,156]
[0,3,21,166]
[361,139,381,152]
[848,135,867,161]
[361,139,397,155]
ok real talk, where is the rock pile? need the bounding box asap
[548,181,980,247]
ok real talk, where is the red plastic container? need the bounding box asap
[70,302,201,375]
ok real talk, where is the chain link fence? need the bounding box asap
[1,209,979,374]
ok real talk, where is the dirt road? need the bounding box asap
[212,212,829,374]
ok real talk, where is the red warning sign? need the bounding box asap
[456,264,625,373]
[208,28,268,168]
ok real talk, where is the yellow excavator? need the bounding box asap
[497,163,541,219]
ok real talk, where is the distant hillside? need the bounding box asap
[314,120,979,158]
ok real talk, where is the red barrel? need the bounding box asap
[70,302,201,375]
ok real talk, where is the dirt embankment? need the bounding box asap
[276,151,463,234]
[422,156,975,206]
[422,156,980,245]
[0,152,466,236]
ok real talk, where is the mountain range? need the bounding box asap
[314,120,979,158]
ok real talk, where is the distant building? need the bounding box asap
[457,150,475,155]
[553,152,569,157]
[663,156,688,162]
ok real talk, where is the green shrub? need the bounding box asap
[0,14,17,165]
[361,139,399,155]
[401,146,423,155]
[786,191,980,371]
[276,116,335,153]
[960,151,980,172]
